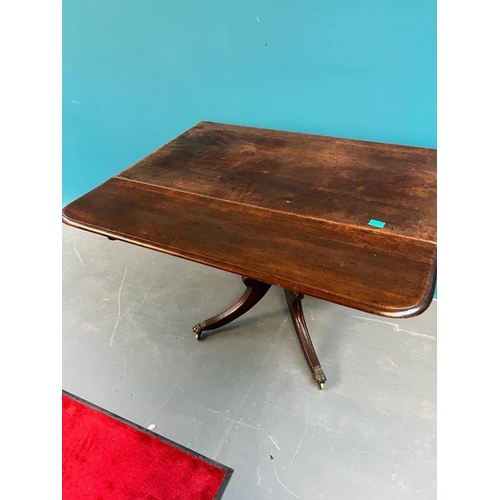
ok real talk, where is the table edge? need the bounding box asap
[62,211,437,319]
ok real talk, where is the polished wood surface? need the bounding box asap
[63,121,437,318]
[193,277,271,341]
[285,289,327,389]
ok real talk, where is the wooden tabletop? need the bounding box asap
[62,121,437,318]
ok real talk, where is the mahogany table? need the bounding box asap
[62,121,437,389]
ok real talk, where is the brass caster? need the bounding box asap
[193,324,204,341]
[313,367,327,390]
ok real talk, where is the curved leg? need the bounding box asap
[284,289,327,390]
[193,277,271,340]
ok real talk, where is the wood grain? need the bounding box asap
[119,121,437,242]
[63,121,437,318]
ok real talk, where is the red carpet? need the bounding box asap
[62,391,232,499]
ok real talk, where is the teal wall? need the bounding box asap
[63,0,436,205]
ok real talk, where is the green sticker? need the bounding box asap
[368,219,386,228]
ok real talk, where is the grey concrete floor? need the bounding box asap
[62,225,437,499]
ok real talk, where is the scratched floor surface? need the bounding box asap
[62,225,437,499]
